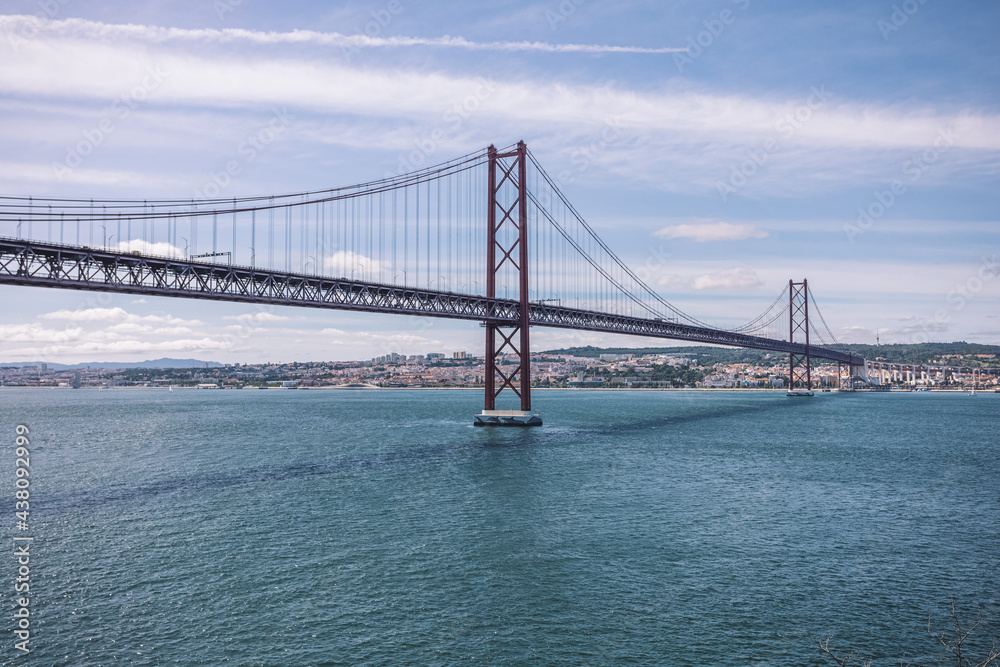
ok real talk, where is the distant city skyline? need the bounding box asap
[1,1,998,364]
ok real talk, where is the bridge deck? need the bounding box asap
[0,238,862,364]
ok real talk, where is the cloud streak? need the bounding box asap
[40,307,201,326]
[656,221,768,242]
[690,267,763,291]
[2,24,997,158]
[0,15,686,54]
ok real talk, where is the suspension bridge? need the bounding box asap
[0,142,986,424]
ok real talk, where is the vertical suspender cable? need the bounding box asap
[232,199,237,263]
[415,182,419,288]
[404,187,409,285]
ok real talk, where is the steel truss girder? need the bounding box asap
[0,237,862,365]
[0,238,513,323]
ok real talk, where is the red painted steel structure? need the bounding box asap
[484,142,532,411]
[0,237,869,367]
[788,279,812,390]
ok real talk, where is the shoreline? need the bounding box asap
[1,386,992,393]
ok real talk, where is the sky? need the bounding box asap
[0,0,998,365]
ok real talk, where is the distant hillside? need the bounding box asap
[0,358,224,370]
[542,343,1000,367]
[830,343,1000,366]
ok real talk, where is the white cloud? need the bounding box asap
[690,267,763,291]
[324,251,383,277]
[104,322,153,334]
[113,239,185,258]
[319,327,440,347]
[1,17,997,202]
[320,327,437,342]
[223,312,290,323]
[0,324,84,343]
[39,307,130,322]
[655,274,686,288]
[0,160,155,187]
[832,319,952,345]
[894,317,950,334]
[4,338,235,358]
[1,20,998,153]
[39,307,202,326]
[106,322,194,335]
[655,221,768,242]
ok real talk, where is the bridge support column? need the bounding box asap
[838,362,855,391]
[476,141,541,427]
[787,279,813,396]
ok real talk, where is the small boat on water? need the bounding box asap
[329,382,380,390]
[786,390,814,397]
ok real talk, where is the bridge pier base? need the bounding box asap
[474,410,543,427]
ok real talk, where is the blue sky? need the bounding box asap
[0,0,998,364]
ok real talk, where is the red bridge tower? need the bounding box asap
[787,279,814,396]
[474,142,542,426]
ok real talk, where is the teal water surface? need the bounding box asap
[2,389,998,665]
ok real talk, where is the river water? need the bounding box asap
[2,388,997,665]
